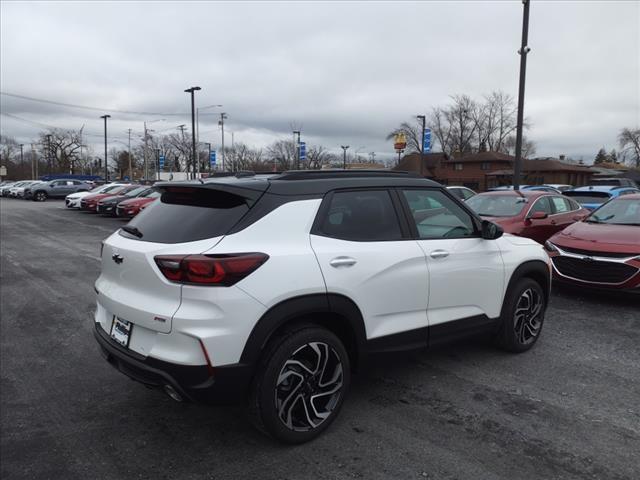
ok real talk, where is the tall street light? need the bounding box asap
[219,113,228,171]
[184,86,201,179]
[513,0,531,190]
[19,144,24,178]
[341,145,349,169]
[100,115,111,181]
[293,130,301,170]
[417,115,426,177]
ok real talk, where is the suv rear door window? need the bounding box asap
[316,190,402,241]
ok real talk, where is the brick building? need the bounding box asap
[395,151,594,191]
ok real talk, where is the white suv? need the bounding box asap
[94,171,551,443]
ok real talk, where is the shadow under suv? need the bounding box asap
[94,170,551,443]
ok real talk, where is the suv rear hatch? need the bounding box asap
[96,180,269,334]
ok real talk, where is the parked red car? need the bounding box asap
[545,194,640,292]
[115,188,161,217]
[80,185,137,212]
[466,190,590,244]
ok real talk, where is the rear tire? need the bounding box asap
[249,326,350,444]
[496,278,546,353]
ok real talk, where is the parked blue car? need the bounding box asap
[563,185,640,210]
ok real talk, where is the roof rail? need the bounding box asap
[277,169,420,181]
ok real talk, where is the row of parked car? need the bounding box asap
[0,179,160,218]
[446,182,640,293]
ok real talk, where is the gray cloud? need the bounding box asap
[1,1,638,162]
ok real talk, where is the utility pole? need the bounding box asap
[78,125,84,175]
[513,0,531,190]
[30,144,36,179]
[293,130,301,170]
[143,122,149,180]
[341,145,349,169]
[127,128,132,180]
[219,113,227,171]
[184,86,201,179]
[417,114,426,177]
[45,134,52,174]
[100,115,110,181]
[19,144,24,178]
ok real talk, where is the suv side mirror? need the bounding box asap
[528,211,548,220]
[481,220,503,240]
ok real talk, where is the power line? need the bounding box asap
[0,91,190,117]
[0,112,130,140]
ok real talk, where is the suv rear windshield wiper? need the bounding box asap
[122,225,143,238]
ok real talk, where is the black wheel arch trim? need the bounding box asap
[503,260,551,312]
[239,293,367,369]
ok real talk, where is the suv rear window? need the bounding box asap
[120,188,251,243]
[315,190,402,241]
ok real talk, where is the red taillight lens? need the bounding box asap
[154,253,268,286]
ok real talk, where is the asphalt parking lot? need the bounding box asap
[1,198,639,480]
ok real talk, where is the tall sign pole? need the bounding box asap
[513,0,531,190]
[101,115,110,181]
[417,115,426,177]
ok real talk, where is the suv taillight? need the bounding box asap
[154,253,269,286]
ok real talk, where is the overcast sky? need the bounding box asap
[1,1,638,163]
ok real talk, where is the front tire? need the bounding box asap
[33,191,48,202]
[249,326,350,444]
[496,278,546,352]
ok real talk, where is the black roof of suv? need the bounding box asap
[157,170,440,197]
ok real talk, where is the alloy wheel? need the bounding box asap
[514,288,543,345]
[36,192,46,201]
[275,342,344,432]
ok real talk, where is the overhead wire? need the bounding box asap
[0,91,191,117]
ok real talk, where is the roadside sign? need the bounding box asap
[210,150,217,167]
[159,155,165,170]
[423,129,432,153]
[123,175,130,181]
[299,142,306,161]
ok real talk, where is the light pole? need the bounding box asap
[341,145,349,169]
[100,115,110,181]
[293,130,301,169]
[184,86,201,179]
[513,0,531,190]
[205,142,212,173]
[417,115,426,177]
[19,144,24,178]
[45,134,52,174]
[126,128,132,180]
[219,113,228,171]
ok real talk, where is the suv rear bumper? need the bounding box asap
[93,323,253,404]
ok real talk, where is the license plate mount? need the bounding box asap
[110,317,132,347]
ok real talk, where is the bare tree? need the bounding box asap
[618,127,640,167]
[503,134,536,159]
[266,140,297,171]
[37,129,82,174]
[306,145,336,169]
[391,91,523,157]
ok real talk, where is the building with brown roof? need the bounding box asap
[394,151,594,191]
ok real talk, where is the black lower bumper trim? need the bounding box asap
[93,323,253,404]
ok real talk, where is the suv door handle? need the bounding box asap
[430,250,449,259]
[330,257,357,268]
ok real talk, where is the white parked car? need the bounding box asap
[65,183,128,208]
[9,181,41,198]
[94,171,551,443]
